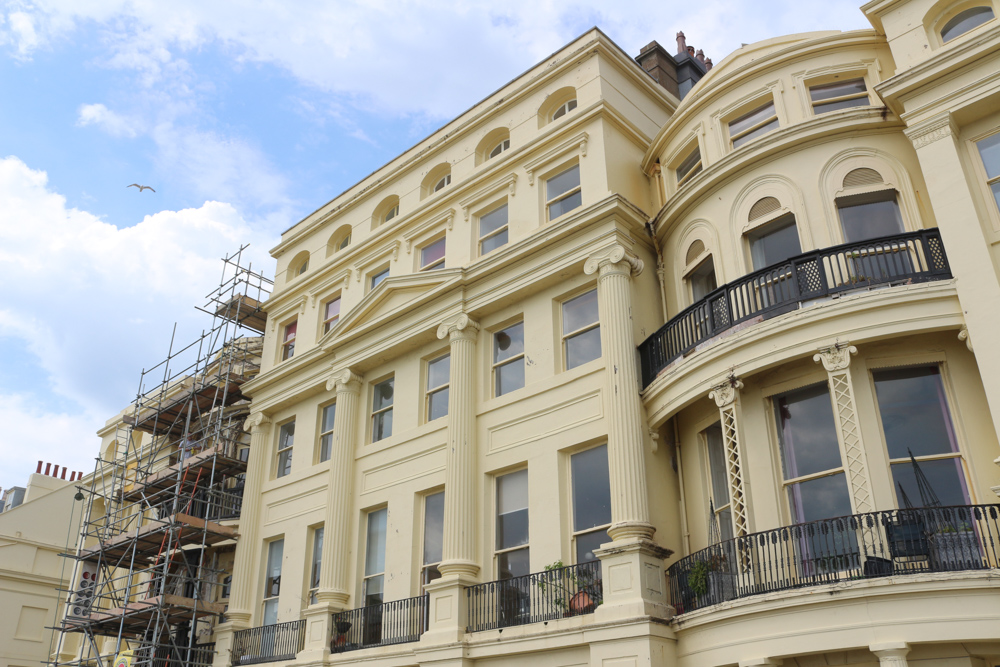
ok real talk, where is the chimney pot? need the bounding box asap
[61,467,67,480]
[36,461,43,474]
[44,463,52,476]
[69,472,76,482]
[696,49,706,63]
[676,31,688,55]
[687,46,695,56]
[78,471,84,480]
[705,57,713,70]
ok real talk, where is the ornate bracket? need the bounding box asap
[709,379,743,408]
[813,344,857,372]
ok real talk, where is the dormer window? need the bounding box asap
[552,99,577,121]
[434,174,451,193]
[489,139,510,160]
[941,6,994,42]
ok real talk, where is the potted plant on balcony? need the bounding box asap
[536,561,602,618]
[687,551,734,608]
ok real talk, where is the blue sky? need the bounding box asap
[0,0,870,490]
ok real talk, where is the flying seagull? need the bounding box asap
[127,184,156,193]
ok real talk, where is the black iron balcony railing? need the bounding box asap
[232,619,305,665]
[467,561,603,633]
[638,229,952,388]
[668,504,1000,615]
[330,594,428,653]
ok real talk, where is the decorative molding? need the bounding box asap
[436,313,481,340]
[524,131,589,185]
[244,412,271,432]
[403,209,455,253]
[904,113,955,150]
[958,325,973,352]
[354,240,401,281]
[709,379,743,408]
[813,344,857,372]
[459,173,517,221]
[583,243,644,277]
[721,401,749,542]
[327,369,363,393]
[308,268,352,307]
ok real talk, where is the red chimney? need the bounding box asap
[44,463,52,476]
[77,471,84,480]
[69,472,76,482]
[61,467,67,480]
[676,31,687,55]
[36,461,43,474]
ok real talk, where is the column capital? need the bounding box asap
[326,368,363,394]
[904,112,955,150]
[870,642,910,667]
[243,412,271,432]
[813,344,857,372]
[584,244,644,278]
[709,379,743,408]
[436,313,480,341]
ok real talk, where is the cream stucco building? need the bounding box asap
[55,2,1000,667]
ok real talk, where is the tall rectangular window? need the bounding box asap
[689,257,718,302]
[422,491,445,590]
[809,79,868,114]
[492,322,525,397]
[479,204,509,255]
[837,190,904,243]
[420,237,446,271]
[571,446,611,563]
[262,538,284,625]
[276,421,295,478]
[323,297,341,334]
[281,321,297,361]
[546,165,582,221]
[976,132,1000,214]
[873,366,970,507]
[562,289,601,370]
[748,214,802,270]
[676,146,702,185]
[363,508,388,606]
[495,469,529,579]
[370,266,390,290]
[426,354,450,421]
[705,422,733,542]
[729,101,779,148]
[318,403,335,463]
[308,527,323,605]
[774,383,852,524]
[371,377,394,442]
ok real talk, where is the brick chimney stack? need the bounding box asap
[635,40,681,98]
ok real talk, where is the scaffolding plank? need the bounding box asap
[62,595,225,636]
[214,294,267,332]
[80,513,239,564]
[122,444,247,502]
[124,375,246,437]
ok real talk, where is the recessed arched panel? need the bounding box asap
[326,224,353,258]
[685,239,706,265]
[421,163,452,200]
[941,6,994,41]
[476,128,511,166]
[372,195,401,230]
[287,250,311,282]
[537,86,578,129]
[843,168,884,189]
[749,197,782,222]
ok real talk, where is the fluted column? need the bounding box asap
[227,411,271,624]
[709,380,750,540]
[584,244,654,542]
[319,369,362,602]
[436,313,481,577]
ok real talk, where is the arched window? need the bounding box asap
[744,197,801,270]
[537,87,578,128]
[373,195,400,229]
[327,225,353,257]
[434,174,451,192]
[552,99,578,121]
[941,6,994,41]
[421,164,452,199]
[288,251,310,281]
[476,128,511,166]
[835,169,904,242]
[489,139,510,160]
[684,239,717,302]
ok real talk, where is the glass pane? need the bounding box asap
[718,507,733,542]
[423,492,445,565]
[497,470,529,550]
[873,366,958,459]
[676,148,702,182]
[774,382,841,479]
[427,354,450,389]
[837,191,904,242]
[373,410,393,442]
[370,267,389,289]
[732,118,779,148]
[563,290,598,334]
[566,327,601,369]
[365,509,387,576]
[547,165,580,201]
[325,298,341,322]
[787,472,853,523]
[810,79,866,102]
[497,548,530,579]
[941,6,994,41]
[422,565,442,588]
[373,378,394,411]
[705,423,729,510]
[279,422,295,449]
[265,539,283,601]
[319,433,332,463]
[481,228,508,255]
[690,257,717,301]
[548,190,582,220]
[749,215,802,269]
[480,205,508,238]
[977,132,1000,179]
[263,598,278,626]
[494,323,524,363]
[284,321,297,341]
[495,359,525,396]
[813,96,869,114]
[575,529,609,563]
[571,445,611,531]
[363,574,384,606]
[428,387,449,421]
[421,237,446,268]
[312,528,324,588]
[991,181,1000,214]
[277,448,293,477]
[321,404,336,433]
[890,458,970,508]
[729,102,775,136]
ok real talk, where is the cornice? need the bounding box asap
[271,32,676,256]
[458,174,517,222]
[524,131,589,185]
[642,30,886,172]
[903,113,956,149]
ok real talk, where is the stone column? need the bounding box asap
[213,412,270,666]
[814,344,874,515]
[300,369,362,658]
[585,244,672,622]
[709,380,750,540]
[870,642,910,667]
[422,314,480,645]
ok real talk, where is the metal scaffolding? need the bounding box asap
[51,247,272,667]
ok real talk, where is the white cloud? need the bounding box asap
[76,102,138,137]
[0,155,276,489]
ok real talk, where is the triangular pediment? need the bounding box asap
[321,269,462,347]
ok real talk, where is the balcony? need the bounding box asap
[638,229,952,388]
[467,561,603,632]
[330,594,428,653]
[232,620,305,665]
[667,504,1000,615]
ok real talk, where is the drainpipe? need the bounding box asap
[644,220,669,322]
[673,417,691,556]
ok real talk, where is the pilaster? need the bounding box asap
[870,642,910,667]
[708,380,750,539]
[227,412,271,621]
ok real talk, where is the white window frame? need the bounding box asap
[675,144,703,186]
[492,322,525,397]
[728,100,779,149]
[421,491,445,591]
[318,402,335,463]
[307,526,323,605]
[419,236,446,271]
[569,445,612,564]
[561,288,600,371]
[281,320,297,361]
[262,538,284,625]
[425,353,450,422]
[488,139,510,160]
[322,296,341,334]
[545,164,582,222]
[552,98,578,121]
[808,78,869,115]
[276,420,295,478]
[371,376,394,443]
[477,202,509,256]
[434,174,451,193]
